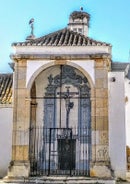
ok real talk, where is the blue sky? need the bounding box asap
[0,0,130,73]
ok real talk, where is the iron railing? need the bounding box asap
[29,127,91,176]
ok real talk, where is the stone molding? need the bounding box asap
[11,53,111,60]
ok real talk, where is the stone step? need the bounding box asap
[1,176,116,184]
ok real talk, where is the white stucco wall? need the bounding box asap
[108,72,126,179]
[0,105,13,178]
[26,59,95,88]
[13,45,110,55]
[125,78,130,147]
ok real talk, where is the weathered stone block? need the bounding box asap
[96,78,104,88]
[95,116,108,130]
[96,89,108,98]
[8,161,30,178]
[91,165,111,178]
[96,145,109,161]
[99,131,108,144]
[96,99,104,108]
[12,146,29,160]
[96,117,104,130]
[95,69,106,79]
[95,59,104,68]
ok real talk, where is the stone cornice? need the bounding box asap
[10,53,111,60]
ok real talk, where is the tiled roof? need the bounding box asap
[0,73,13,104]
[111,62,130,79]
[12,28,110,47]
[111,62,129,71]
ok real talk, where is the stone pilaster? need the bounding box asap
[8,59,31,178]
[90,58,112,178]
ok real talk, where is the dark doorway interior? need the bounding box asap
[58,139,76,170]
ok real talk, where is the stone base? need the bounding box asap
[2,176,116,184]
[90,165,112,178]
[7,161,30,178]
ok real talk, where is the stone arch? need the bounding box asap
[27,60,94,92]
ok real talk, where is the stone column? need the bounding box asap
[8,59,31,178]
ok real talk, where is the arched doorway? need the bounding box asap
[29,65,91,176]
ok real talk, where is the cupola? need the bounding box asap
[67,8,90,37]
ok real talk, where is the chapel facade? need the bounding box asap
[1,10,128,181]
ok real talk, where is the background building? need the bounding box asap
[0,74,13,178]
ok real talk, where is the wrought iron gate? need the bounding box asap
[29,65,91,176]
[29,127,91,176]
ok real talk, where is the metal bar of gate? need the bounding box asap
[48,128,52,176]
[70,129,72,176]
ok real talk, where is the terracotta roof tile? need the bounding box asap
[0,73,13,104]
[12,28,110,47]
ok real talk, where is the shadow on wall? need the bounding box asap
[126,146,130,171]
